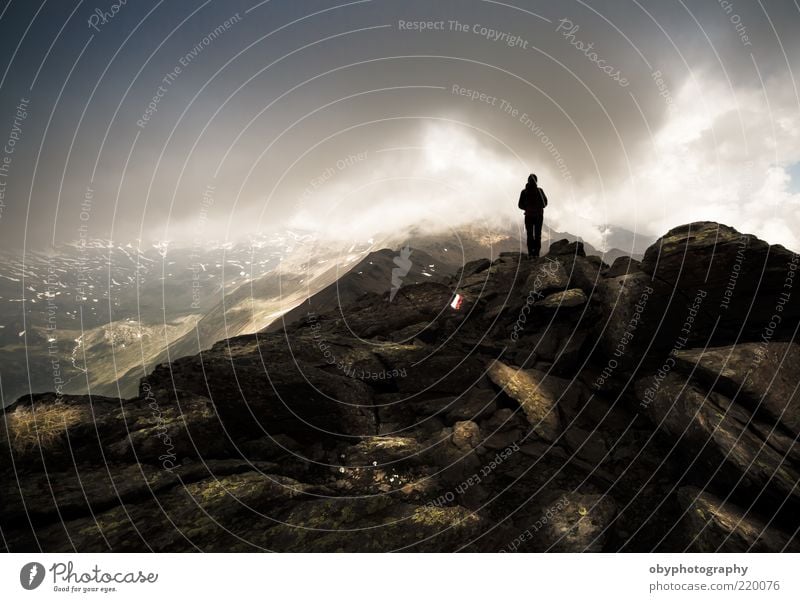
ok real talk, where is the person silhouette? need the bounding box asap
[518,174,548,258]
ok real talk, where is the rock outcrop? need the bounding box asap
[2,222,797,552]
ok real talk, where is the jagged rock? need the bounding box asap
[594,271,656,366]
[390,388,499,429]
[555,255,605,294]
[635,371,799,500]
[5,221,798,553]
[388,320,440,343]
[486,360,562,440]
[536,288,587,309]
[547,239,585,257]
[672,342,800,436]
[456,258,492,280]
[383,350,486,397]
[678,487,800,552]
[604,256,642,278]
[595,223,799,364]
[1,459,283,529]
[344,282,460,338]
[521,257,569,296]
[640,222,799,344]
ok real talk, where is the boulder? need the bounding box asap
[0,390,230,469]
[144,351,377,441]
[640,222,799,344]
[452,420,482,450]
[547,239,585,257]
[486,360,563,440]
[521,257,569,296]
[594,271,657,366]
[678,487,800,552]
[672,342,800,436]
[456,258,491,280]
[537,288,587,309]
[604,256,642,278]
[635,371,799,500]
[556,255,605,294]
[1,459,282,529]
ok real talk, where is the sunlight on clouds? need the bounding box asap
[587,72,800,251]
[289,123,524,242]
[288,84,800,253]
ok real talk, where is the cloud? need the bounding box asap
[287,122,526,243]
[287,68,800,255]
[594,69,800,251]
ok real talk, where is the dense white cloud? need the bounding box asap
[288,63,800,254]
[287,123,525,243]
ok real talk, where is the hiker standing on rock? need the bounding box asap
[518,174,548,258]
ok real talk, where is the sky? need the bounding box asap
[0,0,798,253]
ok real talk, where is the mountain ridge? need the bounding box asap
[3,220,797,552]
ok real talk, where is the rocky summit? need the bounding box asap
[2,221,798,552]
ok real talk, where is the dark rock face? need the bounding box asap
[677,487,800,552]
[635,342,800,505]
[672,342,800,435]
[640,221,799,346]
[143,352,377,441]
[486,360,563,441]
[548,239,586,257]
[2,222,797,552]
[603,256,642,278]
[457,258,492,280]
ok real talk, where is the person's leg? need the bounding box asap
[533,214,543,257]
[524,214,535,257]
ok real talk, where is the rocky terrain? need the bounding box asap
[0,224,523,402]
[2,221,797,552]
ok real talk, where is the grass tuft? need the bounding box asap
[4,403,86,453]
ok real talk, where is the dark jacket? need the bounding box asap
[518,183,548,215]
